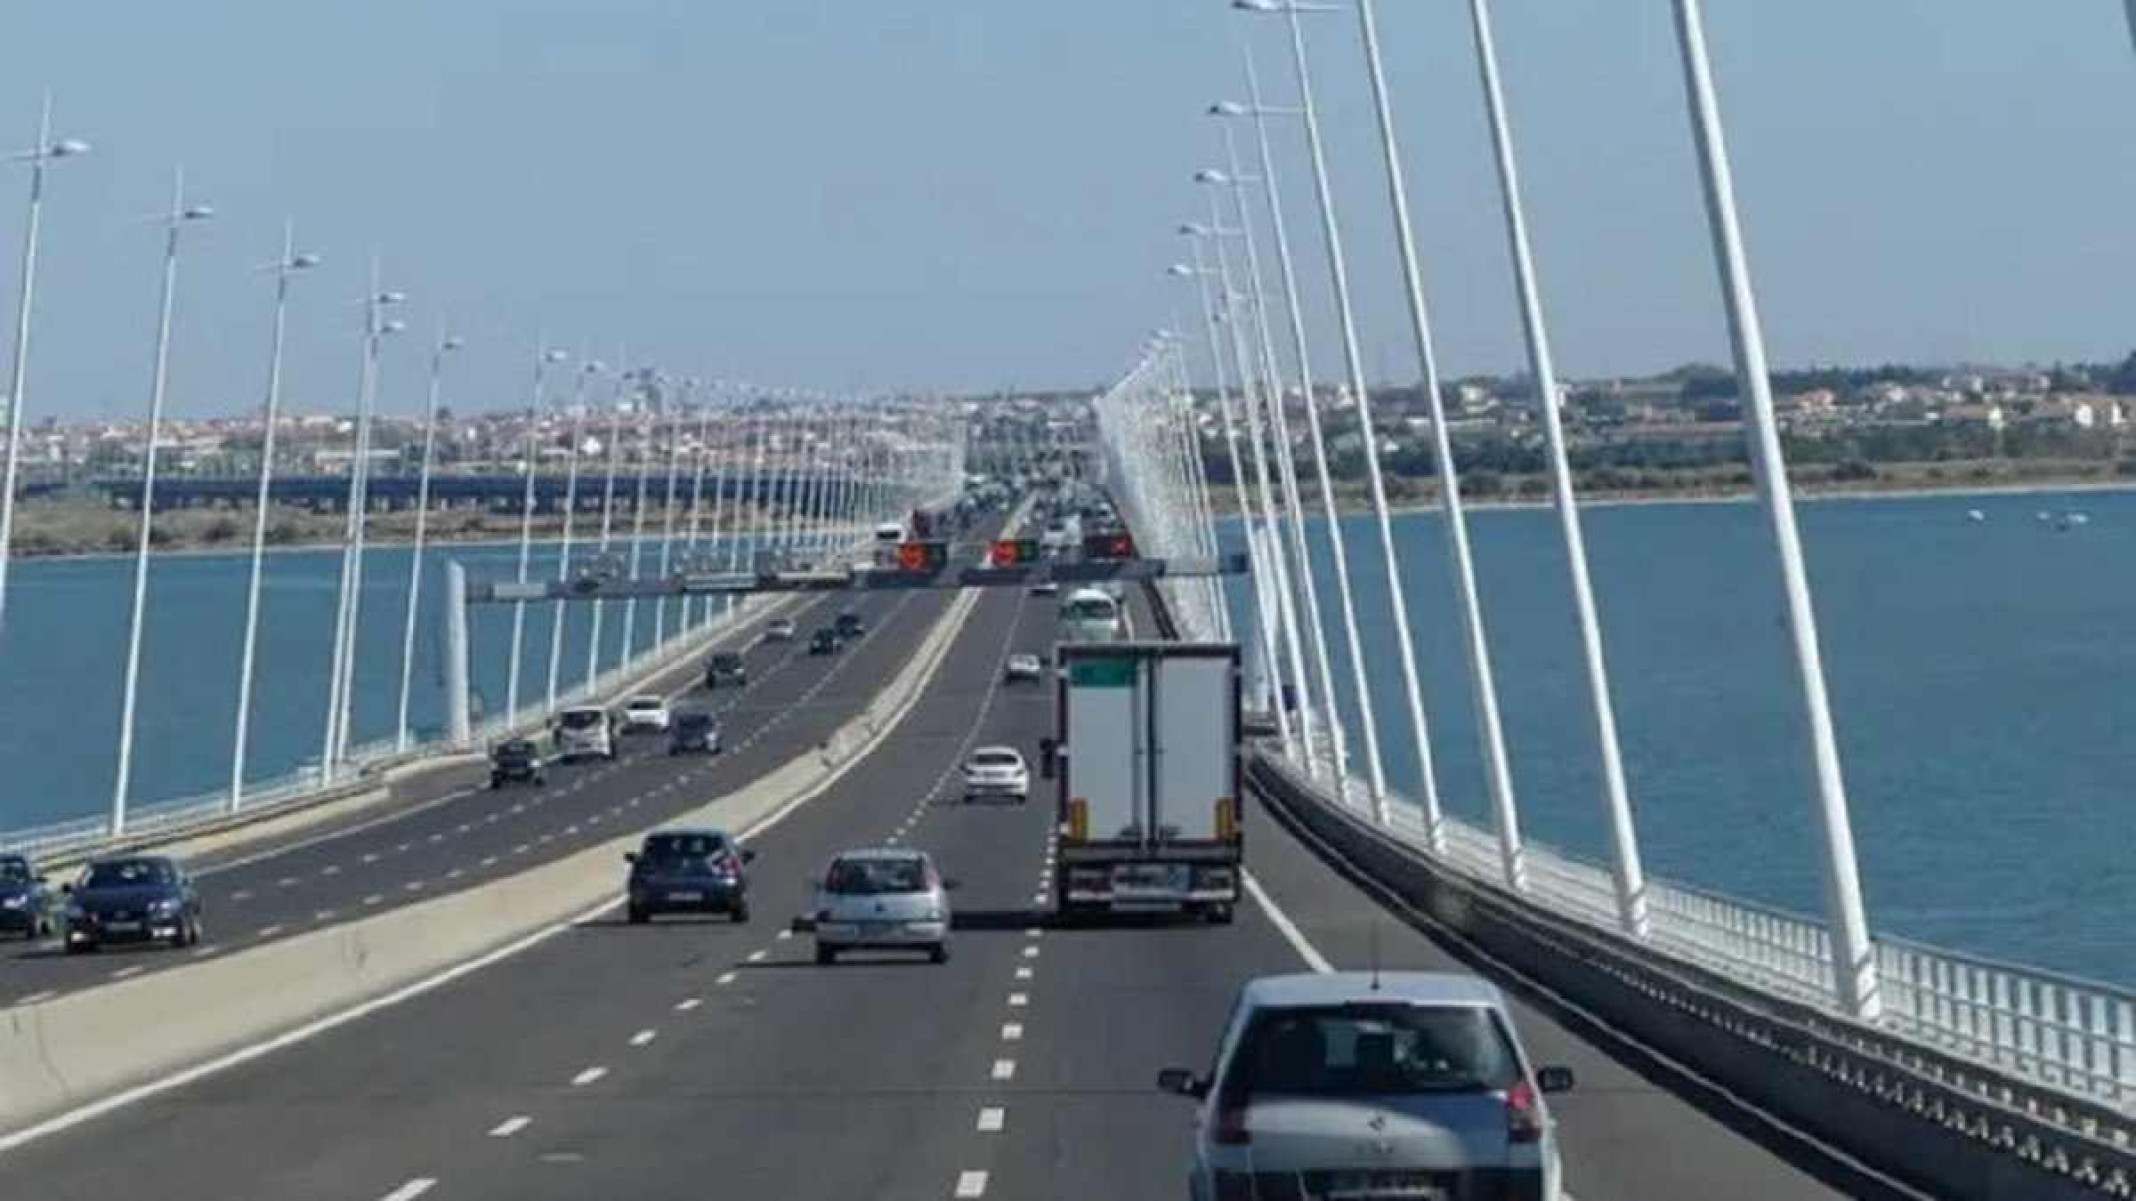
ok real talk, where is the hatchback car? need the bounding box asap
[1003,652,1043,683]
[962,746,1029,803]
[668,709,721,755]
[489,737,546,788]
[834,610,866,640]
[0,853,52,940]
[765,617,798,642]
[705,650,748,688]
[63,855,203,952]
[1158,972,1572,1201]
[626,829,755,924]
[553,705,617,762]
[810,849,955,964]
[619,695,671,734]
[810,627,842,655]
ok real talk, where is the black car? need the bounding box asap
[63,855,202,952]
[810,627,841,655]
[705,650,748,688]
[0,853,52,940]
[668,710,721,755]
[490,738,546,788]
[626,829,755,924]
[834,611,866,640]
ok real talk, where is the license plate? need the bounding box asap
[666,891,703,902]
[1114,864,1189,893]
[1324,1171,1446,1200]
[104,920,141,933]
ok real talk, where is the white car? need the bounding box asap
[765,617,797,642]
[810,849,955,964]
[1003,653,1043,684]
[552,706,617,762]
[1159,972,1572,1201]
[962,746,1029,803]
[618,695,671,734]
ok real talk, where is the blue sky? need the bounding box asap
[1,1,2133,417]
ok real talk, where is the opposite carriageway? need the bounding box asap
[0,564,1867,1198]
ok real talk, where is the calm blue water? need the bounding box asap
[0,538,744,831]
[1224,489,2136,986]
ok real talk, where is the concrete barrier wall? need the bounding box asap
[0,584,982,1138]
[1246,751,2136,1201]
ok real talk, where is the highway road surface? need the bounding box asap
[0,575,1904,1200]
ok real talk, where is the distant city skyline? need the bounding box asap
[0,2,2132,418]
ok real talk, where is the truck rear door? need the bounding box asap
[1150,651,1234,844]
[1065,652,1142,841]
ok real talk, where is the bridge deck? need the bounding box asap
[0,583,1875,1199]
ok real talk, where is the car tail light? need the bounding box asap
[1212,1104,1251,1146]
[1506,1079,1544,1144]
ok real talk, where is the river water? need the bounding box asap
[1,490,2128,985]
[0,537,746,834]
[1222,488,2135,986]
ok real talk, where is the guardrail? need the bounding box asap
[0,591,775,867]
[1250,750,2136,1199]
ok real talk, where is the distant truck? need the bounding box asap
[1044,641,1241,922]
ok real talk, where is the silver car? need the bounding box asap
[810,848,956,965]
[1159,972,1572,1201]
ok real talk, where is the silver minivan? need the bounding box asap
[552,706,617,762]
[809,848,955,965]
[1159,972,1572,1201]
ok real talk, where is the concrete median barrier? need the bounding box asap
[0,584,983,1140]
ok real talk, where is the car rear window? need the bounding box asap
[825,857,927,895]
[675,713,714,729]
[84,859,174,888]
[1223,1004,1520,1099]
[558,710,604,730]
[972,751,1021,767]
[644,833,726,862]
[712,653,742,667]
[627,699,661,711]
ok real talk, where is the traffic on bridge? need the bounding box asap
[2,4,2133,1201]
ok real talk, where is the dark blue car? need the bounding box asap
[0,853,52,940]
[626,829,754,924]
[64,855,203,952]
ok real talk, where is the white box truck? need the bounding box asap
[1044,641,1241,922]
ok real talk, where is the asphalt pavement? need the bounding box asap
[0,578,1884,1200]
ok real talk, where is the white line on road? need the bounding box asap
[1014,966,1032,981]
[716,971,737,985]
[15,989,56,1006]
[675,998,702,1012]
[991,1058,1016,1081]
[364,894,383,906]
[1007,992,1028,1007]
[256,925,283,939]
[229,890,252,901]
[1000,1023,1023,1041]
[321,865,340,876]
[1243,869,1332,974]
[571,1066,607,1086]
[1024,927,1042,938]
[629,1029,657,1047]
[379,1179,436,1201]
[775,928,793,941]
[954,1169,989,1198]
[976,1106,1005,1133]
[488,1115,531,1138]
[1021,946,1039,959]
[108,966,142,981]
[191,944,222,959]
[746,949,767,963]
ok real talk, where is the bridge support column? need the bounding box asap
[445,559,470,746]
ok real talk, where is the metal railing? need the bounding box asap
[0,594,765,866]
[1274,745,2136,1113]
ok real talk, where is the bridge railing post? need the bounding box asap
[445,559,470,747]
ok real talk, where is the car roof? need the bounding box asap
[1239,971,1505,1011]
[626,695,664,704]
[831,847,928,863]
[673,709,715,721]
[644,827,728,842]
[87,854,176,868]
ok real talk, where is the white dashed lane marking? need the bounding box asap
[991,1058,1016,1081]
[976,1106,1006,1133]
[954,1169,989,1198]
[716,971,737,986]
[571,1066,607,1086]
[675,998,702,1012]
[108,966,142,981]
[379,1179,436,1201]
[629,1029,657,1047]
[488,1115,530,1138]
[1000,1023,1022,1042]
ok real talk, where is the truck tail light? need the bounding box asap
[1215,796,1237,841]
[1505,1079,1544,1144]
[1068,798,1089,841]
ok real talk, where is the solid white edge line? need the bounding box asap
[1241,869,1333,974]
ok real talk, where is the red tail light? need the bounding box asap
[1506,1080,1543,1144]
[1212,1105,1252,1146]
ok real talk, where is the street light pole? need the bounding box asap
[230,225,318,807]
[393,327,463,752]
[505,345,565,724]
[111,169,212,835]
[584,373,625,688]
[0,97,87,630]
[619,372,656,663]
[653,378,690,647]
[546,360,601,711]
